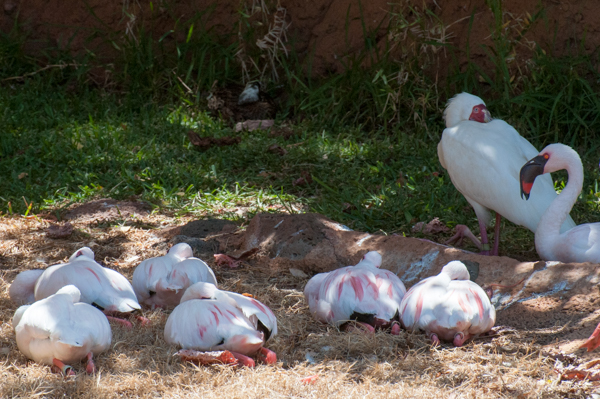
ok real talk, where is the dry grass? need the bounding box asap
[0,209,597,398]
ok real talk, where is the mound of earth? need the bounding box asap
[176,212,600,358]
[1,0,598,78]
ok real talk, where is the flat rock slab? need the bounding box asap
[64,199,151,221]
[194,212,600,357]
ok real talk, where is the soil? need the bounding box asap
[2,0,598,78]
[2,202,600,396]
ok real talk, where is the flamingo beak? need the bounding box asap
[520,155,548,200]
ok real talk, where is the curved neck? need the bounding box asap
[536,158,583,245]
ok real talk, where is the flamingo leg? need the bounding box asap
[444,225,483,250]
[429,333,440,346]
[257,347,277,364]
[453,332,467,347]
[490,213,502,256]
[85,352,96,374]
[344,321,375,334]
[477,219,491,255]
[581,322,600,352]
[230,351,256,367]
[106,315,133,329]
[390,322,401,336]
[52,358,75,376]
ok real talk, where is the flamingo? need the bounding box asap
[13,285,111,375]
[165,282,277,367]
[438,92,575,255]
[10,248,143,327]
[399,260,495,346]
[304,251,406,334]
[132,243,218,309]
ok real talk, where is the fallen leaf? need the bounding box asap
[290,268,308,278]
[293,171,313,186]
[187,131,241,150]
[47,222,74,239]
[267,144,287,156]
[235,119,274,132]
[18,172,28,179]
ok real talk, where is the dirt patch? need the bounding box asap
[2,0,599,78]
[1,209,600,397]
[63,198,152,222]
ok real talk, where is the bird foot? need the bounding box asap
[230,351,256,367]
[106,315,133,329]
[213,254,241,268]
[52,358,75,377]
[175,349,238,366]
[345,321,375,334]
[581,322,600,352]
[429,333,440,347]
[390,321,401,335]
[85,352,96,374]
[257,347,277,364]
[444,225,482,250]
[453,332,467,347]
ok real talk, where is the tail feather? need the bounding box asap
[9,270,44,305]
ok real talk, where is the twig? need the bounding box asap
[3,63,80,81]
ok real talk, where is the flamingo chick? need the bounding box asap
[165,282,277,367]
[438,92,575,256]
[10,247,143,327]
[13,285,111,375]
[132,243,218,309]
[304,251,406,334]
[400,261,496,346]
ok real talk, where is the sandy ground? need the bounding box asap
[0,199,599,398]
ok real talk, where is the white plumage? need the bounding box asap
[132,243,218,309]
[520,143,600,263]
[304,251,406,331]
[438,92,575,254]
[165,282,277,366]
[13,285,111,373]
[10,247,140,313]
[400,261,495,346]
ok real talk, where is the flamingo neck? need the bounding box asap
[535,155,583,258]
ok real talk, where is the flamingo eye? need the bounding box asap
[474,107,479,112]
[543,154,549,160]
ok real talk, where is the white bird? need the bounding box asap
[237,82,260,105]
[13,285,111,375]
[438,92,575,255]
[520,143,600,263]
[304,251,406,333]
[400,261,495,346]
[165,282,276,367]
[132,243,218,309]
[10,247,140,314]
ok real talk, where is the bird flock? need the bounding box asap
[8,92,600,377]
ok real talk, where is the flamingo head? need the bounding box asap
[179,282,218,303]
[520,153,548,200]
[468,104,492,123]
[443,92,491,128]
[70,247,95,261]
[360,251,382,268]
[168,242,194,259]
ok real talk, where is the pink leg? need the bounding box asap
[429,333,440,346]
[257,347,277,364]
[477,219,490,255]
[85,352,96,374]
[106,315,133,329]
[453,332,467,347]
[230,351,256,367]
[52,358,75,376]
[444,225,483,250]
[390,322,401,335]
[345,322,375,334]
[135,315,151,326]
[581,322,600,352]
[490,213,502,256]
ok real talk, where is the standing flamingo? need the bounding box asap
[438,92,575,255]
[304,251,406,334]
[400,260,495,346]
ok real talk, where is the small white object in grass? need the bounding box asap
[305,351,316,364]
[87,241,99,247]
[321,346,332,352]
[274,220,284,229]
[289,268,308,278]
[238,82,260,105]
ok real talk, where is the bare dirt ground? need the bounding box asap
[1,200,599,398]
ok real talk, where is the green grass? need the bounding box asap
[2,1,600,260]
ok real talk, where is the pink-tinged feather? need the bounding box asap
[350,276,364,301]
[250,298,267,313]
[387,283,394,298]
[211,310,220,325]
[414,292,424,322]
[86,267,102,283]
[148,264,153,278]
[457,294,470,315]
[470,288,485,319]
